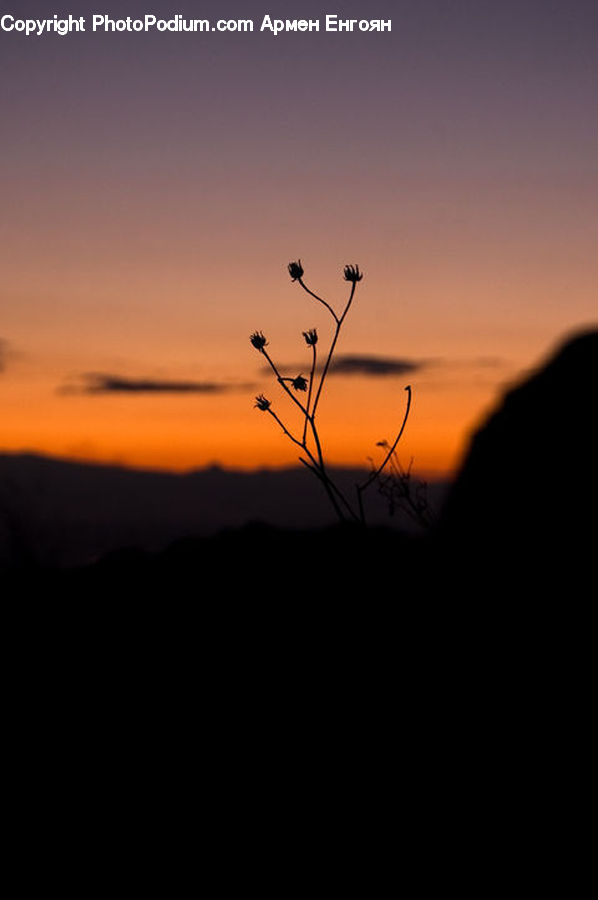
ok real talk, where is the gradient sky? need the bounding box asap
[1,0,596,476]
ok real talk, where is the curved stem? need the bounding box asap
[358,385,412,493]
[338,280,357,327]
[298,278,339,324]
[311,282,356,420]
[302,343,317,445]
[267,409,308,453]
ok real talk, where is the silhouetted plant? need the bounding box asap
[250,260,411,525]
[370,443,435,531]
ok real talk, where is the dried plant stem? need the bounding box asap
[266,409,308,454]
[262,345,356,521]
[297,457,353,522]
[253,261,412,528]
[308,412,359,522]
[298,278,339,324]
[374,450,435,530]
[356,385,412,524]
[266,408,346,520]
[262,350,308,417]
[301,280,356,420]
[359,386,412,491]
[302,343,317,445]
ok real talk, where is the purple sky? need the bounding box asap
[1,1,596,472]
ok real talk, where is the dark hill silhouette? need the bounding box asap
[438,327,597,571]
[0,453,448,569]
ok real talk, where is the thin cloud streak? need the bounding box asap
[260,354,508,379]
[261,353,427,379]
[60,373,255,395]
[329,355,423,376]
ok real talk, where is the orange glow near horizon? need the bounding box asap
[0,338,546,478]
[1,252,595,479]
[1,254,595,479]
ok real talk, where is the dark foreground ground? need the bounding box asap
[6,509,592,878]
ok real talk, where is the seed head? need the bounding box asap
[254,394,271,411]
[343,264,363,283]
[291,375,308,392]
[302,328,318,346]
[288,260,304,281]
[250,331,268,352]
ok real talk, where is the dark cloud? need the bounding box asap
[260,354,510,380]
[60,373,254,395]
[0,339,7,372]
[329,355,424,376]
[260,354,427,379]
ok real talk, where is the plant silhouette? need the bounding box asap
[369,443,435,530]
[250,260,412,525]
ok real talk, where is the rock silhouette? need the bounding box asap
[438,328,597,567]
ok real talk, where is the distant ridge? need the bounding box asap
[0,452,448,568]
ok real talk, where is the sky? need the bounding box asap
[1,0,596,477]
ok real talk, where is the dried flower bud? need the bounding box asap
[254,394,271,411]
[291,375,308,392]
[288,260,304,281]
[302,328,318,346]
[250,331,268,352]
[343,264,363,283]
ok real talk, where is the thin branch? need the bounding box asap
[267,409,345,521]
[338,279,357,327]
[262,349,309,417]
[267,409,308,453]
[355,386,412,524]
[358,386,412,492]
[311,281,357,419]
[298,457,350,522]
[298,278,339,324]
[263,339,354,518]
[307,414,360,522]
[263,347,350,515]
[299,456,319,475]
[302,343,317,445]
[295,276,361,520]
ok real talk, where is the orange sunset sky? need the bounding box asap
[1,0,596,478]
